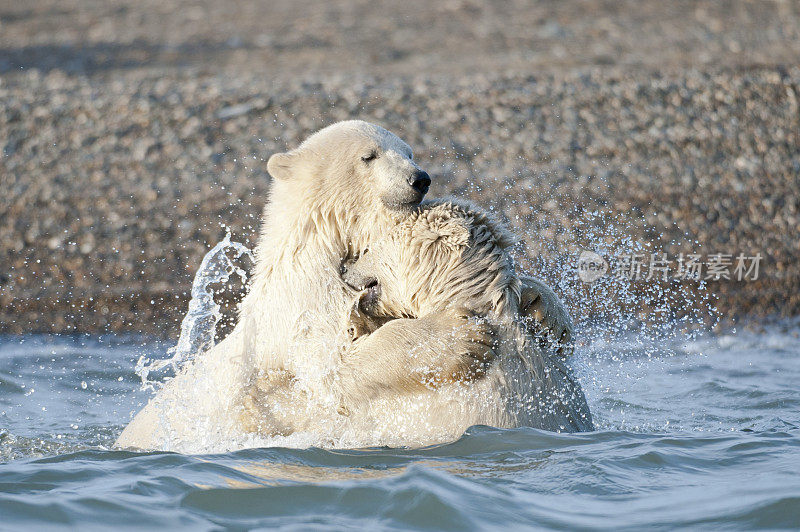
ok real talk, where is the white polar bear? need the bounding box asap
[116,121,495,451]
[327,200,593,447]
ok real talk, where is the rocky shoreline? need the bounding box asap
[1,1,799,336]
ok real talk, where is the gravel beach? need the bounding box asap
[1,0,799,335]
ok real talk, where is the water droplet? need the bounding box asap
[136,229,253,389]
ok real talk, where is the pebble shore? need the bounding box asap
[1,1,799,335]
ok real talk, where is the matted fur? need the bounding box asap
[339,198,593,441]
[381,198,522,317]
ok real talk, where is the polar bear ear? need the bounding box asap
[267,151,299,181]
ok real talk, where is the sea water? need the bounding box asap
[1,324,799,529]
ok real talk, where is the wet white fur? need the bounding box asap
[116,121,426,451]
[335,200,593,446]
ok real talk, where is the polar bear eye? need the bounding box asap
[361,151,378,163]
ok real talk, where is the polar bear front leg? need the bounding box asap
[335,308,497,410]
[519,275,574,356]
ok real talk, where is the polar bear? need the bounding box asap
[116,121,577,451]
[116,121,496,450]
[334,199,593,442]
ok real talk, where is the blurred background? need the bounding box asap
[1,0,799,335]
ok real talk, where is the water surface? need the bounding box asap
[1,327,799,529]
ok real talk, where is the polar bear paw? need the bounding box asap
[519,275,574,356]
[413,307,497,387]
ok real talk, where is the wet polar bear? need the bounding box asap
[117,121,495,450]
[116,121,574,451]
[332,200,593,443]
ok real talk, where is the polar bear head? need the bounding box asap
[343,200,520,319]
[267,121,430,219]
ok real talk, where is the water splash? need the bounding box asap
[444,164,722,432]
[136,229,253,389]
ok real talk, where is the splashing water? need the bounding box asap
[135,230,253,389]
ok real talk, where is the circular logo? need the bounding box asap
[577,251,608,283]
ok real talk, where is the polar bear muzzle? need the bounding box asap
[408,169,431,196]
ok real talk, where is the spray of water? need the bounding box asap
[443,163,721,432]
[136,229,253,389]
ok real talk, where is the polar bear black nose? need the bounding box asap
[409,170,431,195]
